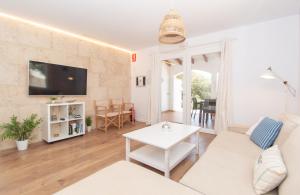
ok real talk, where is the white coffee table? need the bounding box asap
[123,122,200,178]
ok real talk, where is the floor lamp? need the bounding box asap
[261,66,296,112]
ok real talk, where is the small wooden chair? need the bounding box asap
[94,100,121,132]
[191,97,199,118]
[121,102,135,128]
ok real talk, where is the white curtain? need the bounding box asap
[146,69,152,125]
[215,40,232,133]
[149,55,160,125]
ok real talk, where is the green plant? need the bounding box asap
[191,72,211,100]
[50,96,57,101]
[85,116,92,127]
[0,114,42,141]
[176,71,212,100]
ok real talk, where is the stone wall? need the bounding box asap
[0,16,131,150]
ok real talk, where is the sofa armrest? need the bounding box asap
[227,124,250,134]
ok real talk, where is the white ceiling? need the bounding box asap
[0,0,299,50]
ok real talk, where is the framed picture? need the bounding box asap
[136,76,146,87]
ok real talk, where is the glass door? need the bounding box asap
[186,51,221,132]
[156,43,222,127]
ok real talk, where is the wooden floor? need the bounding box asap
[161,110,183,123]
[0,122,216,195]
[162,110,215,130]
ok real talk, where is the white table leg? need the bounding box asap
[125,138,130,161]
[164,149,170,178]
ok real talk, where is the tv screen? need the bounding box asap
[29,61,87,95]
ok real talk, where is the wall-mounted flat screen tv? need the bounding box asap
[29,61,87,95]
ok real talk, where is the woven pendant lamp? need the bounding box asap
[159,9,186,44]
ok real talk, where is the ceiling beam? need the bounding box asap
[175,58,182,65]
[162,60,172,66]
[191,57,195,64]
[202,54,208,62]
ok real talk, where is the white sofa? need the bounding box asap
[180,129,273,195]
[55,114,300,195]
[54,160,202,195]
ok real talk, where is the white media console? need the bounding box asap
[43,102,85,143]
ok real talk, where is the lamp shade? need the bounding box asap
[159,9,186,44]
[261,68,276,79]
[260,66,297,97]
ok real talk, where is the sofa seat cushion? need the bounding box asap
[278,127,300,195]
[180,131,278,195]
[208,131,262,158]
[274,114,299,146]
[54,161,202,195]
[180,147,257,195]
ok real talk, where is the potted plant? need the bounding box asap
[49,96,57,104]
[0,114,42,151]
[85,116,92,132]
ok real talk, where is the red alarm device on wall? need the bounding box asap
[132,53,136,62]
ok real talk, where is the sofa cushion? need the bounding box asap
[253,145,287,195]
[250,117,283,149]
[54,161,202,195]
[208,130,262,158]
[180,146,262,195]
[277,114,300,125]
[180,131,271,195]
[246,116,264,135]
[278,127,300,195]
[228,124,250,134]
[274,114,298,146]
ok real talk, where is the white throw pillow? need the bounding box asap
[246,117,265,136]
[253,145,287,195]
[274,115,298,146]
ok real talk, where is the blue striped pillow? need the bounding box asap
[250,117,283,149]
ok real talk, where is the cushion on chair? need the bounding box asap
[97,112,120,117]
[122,111,131,114]
[250,117,283,149]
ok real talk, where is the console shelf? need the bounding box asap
[43,102,85,143]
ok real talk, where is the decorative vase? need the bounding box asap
[87,126,92,132]
[16,140,28,151]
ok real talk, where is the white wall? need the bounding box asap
[131,15,300,125]
[169,64,183,111]
[161,63,170,111]
[131,48,154,122]
[229,15,300,124]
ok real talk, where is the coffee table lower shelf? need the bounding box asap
[128,142,196,174]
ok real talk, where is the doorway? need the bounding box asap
[189,52,221,131]
[152,43,223,132]
[161,57,184,123]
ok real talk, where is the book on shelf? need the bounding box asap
[69,125,73,135]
